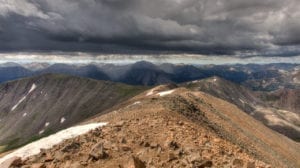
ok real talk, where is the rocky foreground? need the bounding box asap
[5,86,300,167]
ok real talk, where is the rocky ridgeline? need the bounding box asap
[9,113,269,168]
[6,86,297,168]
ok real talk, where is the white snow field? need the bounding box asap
[157,90,175,97]
[0,122,107,167]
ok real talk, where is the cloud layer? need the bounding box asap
[1,53,299,65]
[0,0,300,56]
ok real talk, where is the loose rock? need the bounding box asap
[9,157,23,167]
[89,143,108,160]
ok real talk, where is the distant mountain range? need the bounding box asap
[0,61,299,91]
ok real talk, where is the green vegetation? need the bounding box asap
[116,84,148,97]
[0,129,55,153]
[0,145,7,153]
[1,138,20,152]
[184,83,198,89]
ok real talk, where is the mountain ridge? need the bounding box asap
[2,85,299,168]
[0,73,146,152]
[183,76,300,141]
[0,62,299,91]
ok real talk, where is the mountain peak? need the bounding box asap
[131,61,157,69]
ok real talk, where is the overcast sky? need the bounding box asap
[0,0,300,57]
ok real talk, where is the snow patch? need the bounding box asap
[28,83,37,94]
[11,83,37,111]
[157,90,175,97]
[132,101,141,105]
[186,80,200,84]
[38,130,44,135]
[126,101,142,108]
[45,122,50,127]
[60,117,66,124]
[22,113,27,117]
[11,96,27,111]
[146,89,154,96]
[0,122,107,166]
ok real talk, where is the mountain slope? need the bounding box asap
[0,74,146,152]
[183,76,262,113]
[37,64,110,81]
[260,88,300,114]
[182,77,300,141]
[0,66,32,83]
[118,61,173,85]
[4,86,299,168]
[158,63,208,83]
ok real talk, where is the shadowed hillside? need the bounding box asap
[0,74,146,152]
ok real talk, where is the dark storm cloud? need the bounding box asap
[0,0,300,55]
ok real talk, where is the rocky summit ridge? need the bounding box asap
[2,85,300,168]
